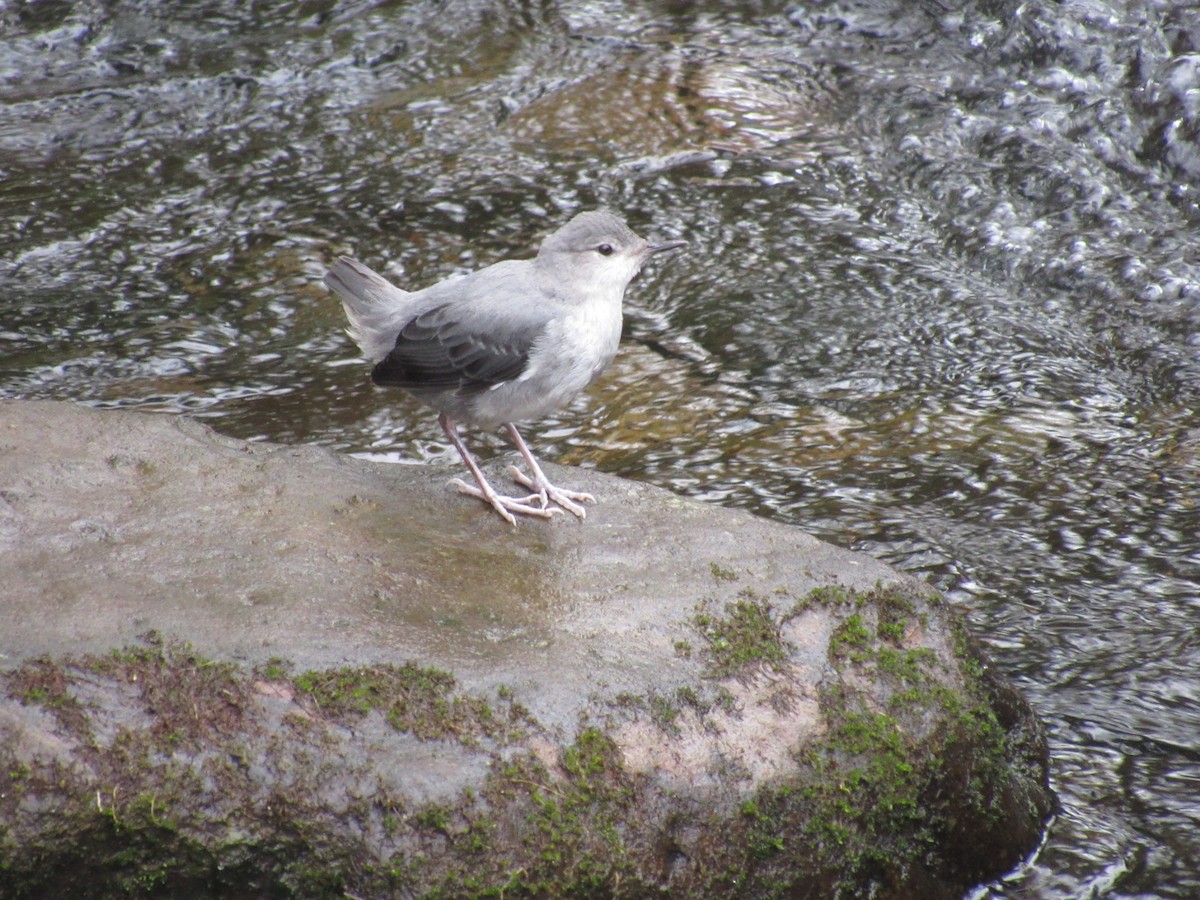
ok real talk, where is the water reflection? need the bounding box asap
[3,0,1200,896]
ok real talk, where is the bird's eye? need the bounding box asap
[597,243,614,256]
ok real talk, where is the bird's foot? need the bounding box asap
[506,465,595,519]
[449,478,562,526]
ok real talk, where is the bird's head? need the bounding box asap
[535,209,686,298]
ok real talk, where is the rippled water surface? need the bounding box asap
[3,0,1200,895]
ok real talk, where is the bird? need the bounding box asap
[324,209,686,525]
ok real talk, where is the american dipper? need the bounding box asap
[325,209,686,525]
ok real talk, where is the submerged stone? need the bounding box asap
[0,400,1052,898]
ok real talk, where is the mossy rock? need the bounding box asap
[0,403,1051,897]
[0,585,1051,899]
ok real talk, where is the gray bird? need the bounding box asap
[325,209,686,525]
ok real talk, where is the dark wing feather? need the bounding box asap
[371,304,538,395]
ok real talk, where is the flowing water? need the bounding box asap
[3,0,1199,895]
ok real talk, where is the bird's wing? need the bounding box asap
[371,302,547,395]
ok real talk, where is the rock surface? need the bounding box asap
[0,400,1052,898]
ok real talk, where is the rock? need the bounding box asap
[0,400,1052,898]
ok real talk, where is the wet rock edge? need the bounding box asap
[0,586,1052,899]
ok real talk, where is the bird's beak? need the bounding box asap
[646,239,688,256]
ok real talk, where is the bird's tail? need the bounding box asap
[324,257,412,362]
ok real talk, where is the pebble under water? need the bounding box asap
[2,1,1199,896]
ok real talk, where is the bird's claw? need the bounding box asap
[506,465,594,519]
[449,478,562,526]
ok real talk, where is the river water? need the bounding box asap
[2,1,1198,896]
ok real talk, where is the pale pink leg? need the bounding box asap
[504,423,594,519]
[438,413,559,526]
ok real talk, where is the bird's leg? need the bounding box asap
[503,423,595,519]
[438,413,560,525]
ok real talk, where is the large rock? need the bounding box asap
[0,400,1051,898]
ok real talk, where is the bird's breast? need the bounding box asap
[568,293,626,387]
[459,294,623,427]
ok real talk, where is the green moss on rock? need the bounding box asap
[693,590,790,675]
[731,584,1049,896]
[292,662,532,745]
[0,588,1050,899]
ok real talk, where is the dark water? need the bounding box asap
[3,0,1199,895]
